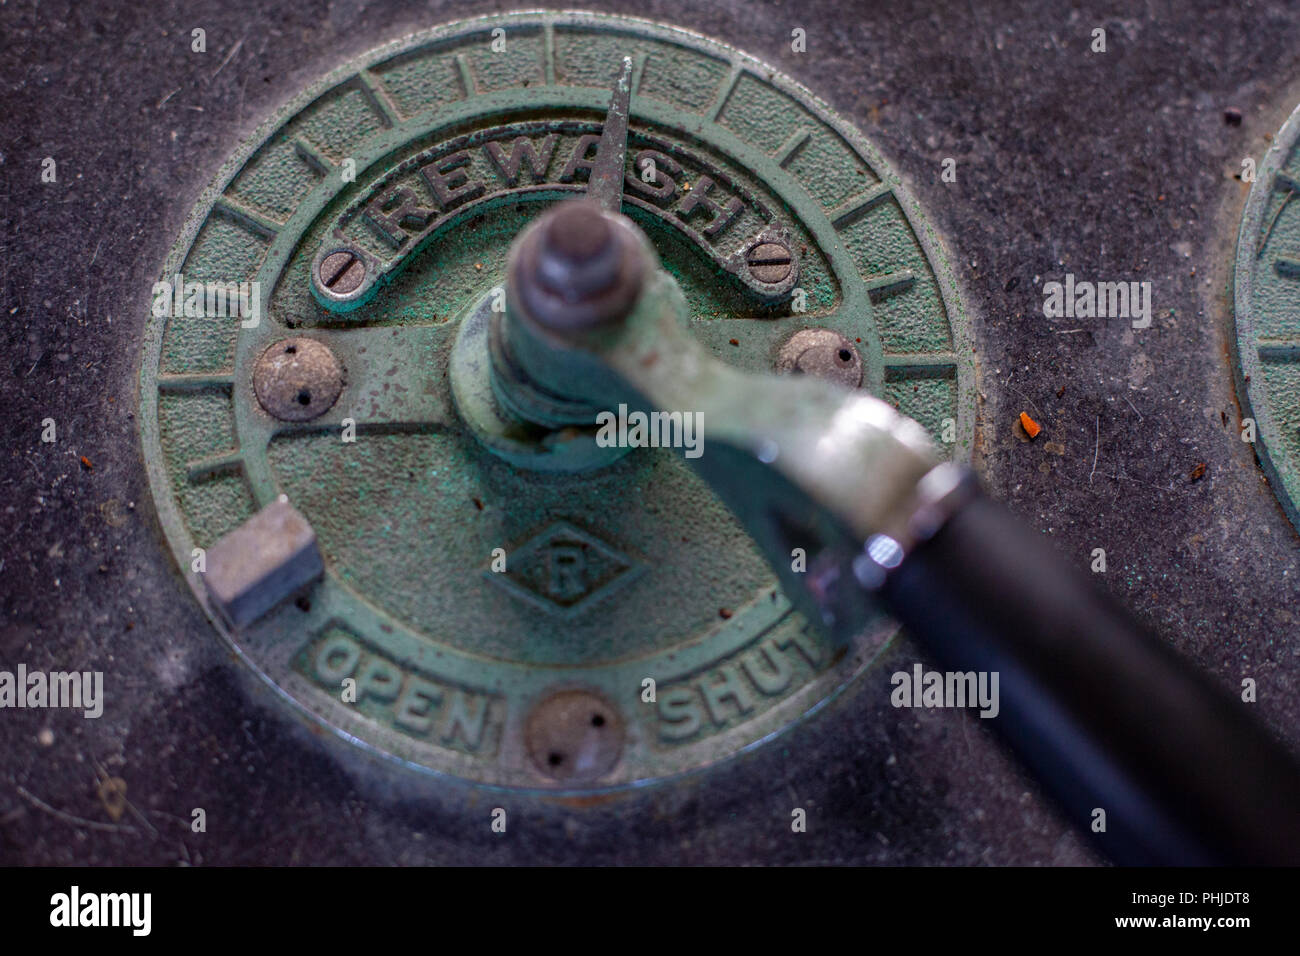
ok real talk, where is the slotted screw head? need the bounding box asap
[745,240,794,284]
[317,250,366,296]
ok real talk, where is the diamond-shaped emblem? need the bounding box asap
[487,521,642,616]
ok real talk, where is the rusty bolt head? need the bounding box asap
[745,239,794,285]
[524,689,625,783]
[776,328,863,388]
[535,201,623,300]
[252,338,345,422]
[510,201,646,333]
[317,249,367,296]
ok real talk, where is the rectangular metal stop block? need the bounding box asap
[201,496,323,630]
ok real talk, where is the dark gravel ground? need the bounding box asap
[1,0,1298,865]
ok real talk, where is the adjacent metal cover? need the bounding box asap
[1235,103,1300,535]
[138,11,974,789]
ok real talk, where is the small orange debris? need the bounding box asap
[79,455,94,471]
[728,338,740,346]
[1190,462,1207,482]
[1019,412,1041,439]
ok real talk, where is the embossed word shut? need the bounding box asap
[657,629,825,741]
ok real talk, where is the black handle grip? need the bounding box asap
[879,486,1300,865]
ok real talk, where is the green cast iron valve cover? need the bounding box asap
[1235,101,1300,536]
[139,11,974,790]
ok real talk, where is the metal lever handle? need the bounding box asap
[881,477,1300,865]
[501,200,1300,864]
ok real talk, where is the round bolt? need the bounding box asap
[252,337,345,422]
[745,239,794,285]
[546,201,613,263]
[535,201,622,300]
[510,200,646,333]
[524,689,625,783]
[317,249,366,297]
[776,328,862,388]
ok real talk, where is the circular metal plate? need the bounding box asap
[139,11,974,790]
[1235,103,1300,534]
